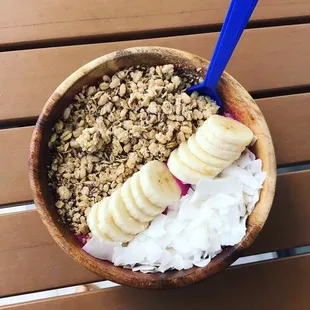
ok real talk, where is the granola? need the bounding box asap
[47,64,218,234]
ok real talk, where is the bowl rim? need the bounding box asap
[29,46,277,289]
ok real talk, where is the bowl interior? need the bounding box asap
[29,46,276,289]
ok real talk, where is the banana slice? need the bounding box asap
[167,149,207,185]
[97,198,134,243]
[87,201,111,241]
[121,179,154,223]
[139,160,181,208]
[178,142,222,177]
[109,189,148,235]
[195,133,240,161]
[187,135,231,168]
[197,127,245,152]
[131,172,164,216]
[206,115,253,146]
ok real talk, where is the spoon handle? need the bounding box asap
[204,0,258,88]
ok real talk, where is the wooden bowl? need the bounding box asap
[29,47,276,289]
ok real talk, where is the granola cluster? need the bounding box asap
[48,64,218,234]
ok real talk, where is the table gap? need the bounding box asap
[251,84,310,99]
[0,203,35,214]
[277,164,310,174]
[0,118,37,130]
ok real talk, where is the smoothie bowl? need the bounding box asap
[29,47,276,289]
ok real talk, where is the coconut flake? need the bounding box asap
[82,236,120,261]
[247,159,262,174]
[243,184,256,196]
[243,193,253,204]
[184,260,194,270]
[156,232,175,248]
[247,191,260,212]
[147,214,167,238]
[167,218,187,235]
[171,254,185,270]
[222,165,262,190]
[158,250,173,266]
[157,264,171,273]
[177,203,198,221]
[193,256,211,267]
[235,152,252,168]
[207,193,238,208]
[191,177,242,202]
[255,171,267,186]
[126,243,148,264]
[172,234,192,255]
[238,202,247,217]
[132,265,157,273]
[112,247,126,266]
[189,227,210,250]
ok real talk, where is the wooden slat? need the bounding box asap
[1,0,310,47]
[1,170,310,297]
[0,127,33,206]
[1,25,310,123]
[1,93,309,206]
[0,210,101,298]
[257,93,310,166]
[245,170,310,256]
[4,254,310,310]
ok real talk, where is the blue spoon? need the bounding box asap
[187,0,258,110]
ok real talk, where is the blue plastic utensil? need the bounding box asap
[187,0,258,110]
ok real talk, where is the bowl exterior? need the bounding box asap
[29,46,276,289]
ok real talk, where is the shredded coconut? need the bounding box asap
[83,149,266,273]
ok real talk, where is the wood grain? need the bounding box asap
[1,169,309,296]
[0,211,101,297]
[1,25,310,123]
[1,0,310,47]
[4,254,310,310]
[257,93,310,166]
[0,127,33,205]
[0,93,308,206]
[245,170,310,256]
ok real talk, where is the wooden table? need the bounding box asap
[1,1,310,308]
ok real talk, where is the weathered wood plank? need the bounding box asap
[1,0,309,47]
[245,170,310,256]
[0,210,101,297]
[257,93,310,167]
[0,127,33,205]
